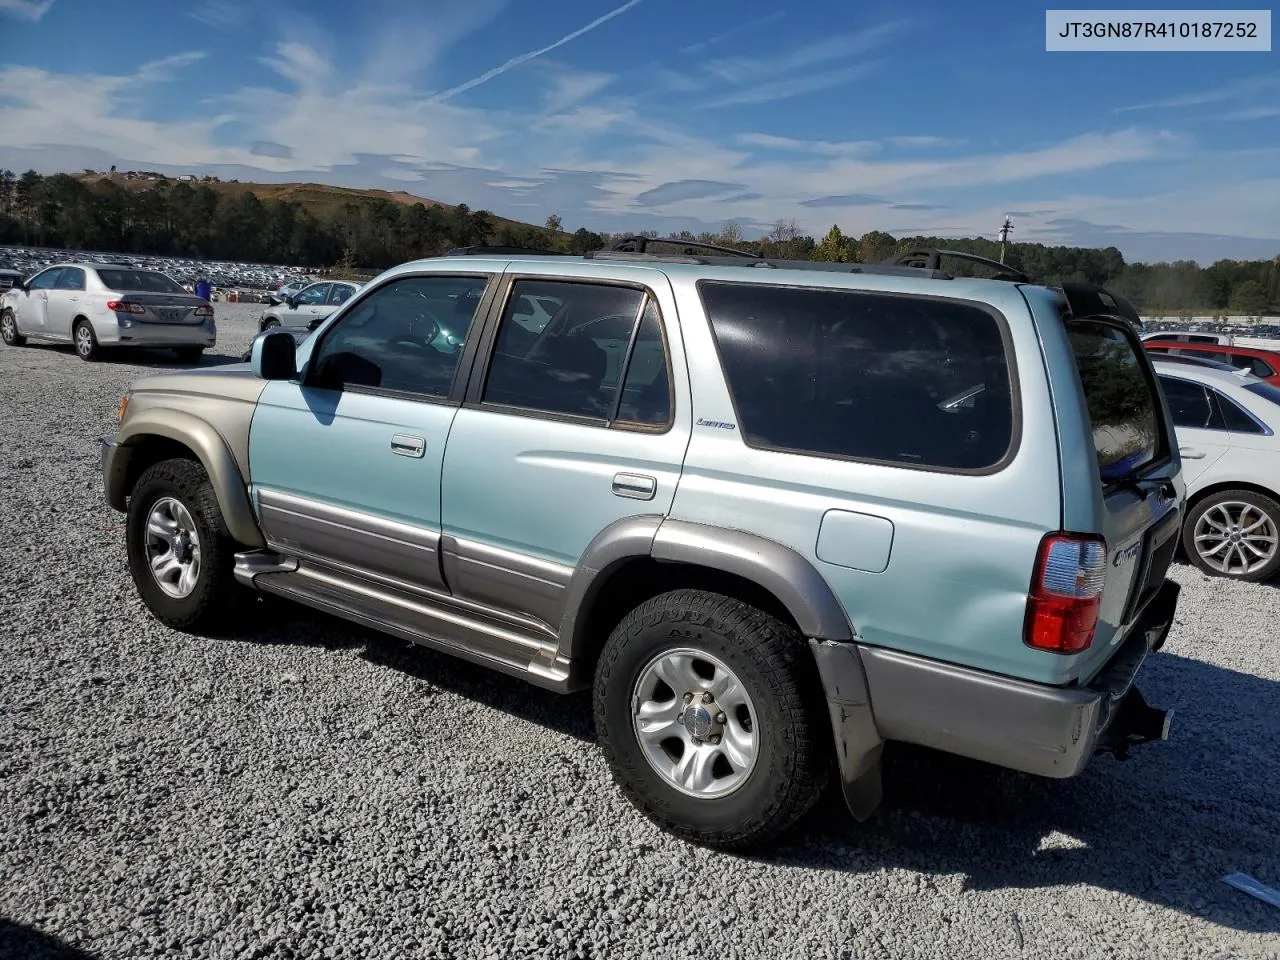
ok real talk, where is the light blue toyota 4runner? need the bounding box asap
[101,239,1185,850]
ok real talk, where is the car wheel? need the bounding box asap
[262,318,280,330]
[125,458,243,633]
[0,309,25,346]
[593,589,830,851]
[1182,489,1280,582]
[173,346,204,364]
[73,319,99,361]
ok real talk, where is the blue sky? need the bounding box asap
[0,0,1278,262]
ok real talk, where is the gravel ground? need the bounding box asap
[1,303,1278,960]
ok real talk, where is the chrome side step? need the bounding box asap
[232,550,577,693]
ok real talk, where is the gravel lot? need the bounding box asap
[1,303,1278,960]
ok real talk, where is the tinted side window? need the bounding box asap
[1213,389,1264,434]
[1231,354,1275,378]
[27,268,63,291]
[54,268,85,291]
[615,300,671,426]
[700,282,1014,470]
[483,280,648,421]
[328,284,355,306]
[1068,321,1162,482]
[1157,376,1220,430]
[309,275,487,397]
[296,283,329,306]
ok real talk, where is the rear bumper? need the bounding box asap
[98,319,216,348]
[814,579,1179,789]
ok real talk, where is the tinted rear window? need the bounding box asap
[97,269,185,294]
[1068,321,1162,481]
[1244,380,1280,409]
[700,282,1015,471]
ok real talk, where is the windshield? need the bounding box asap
[1069,320,1163,482]
[1243,380,1280,409]
[97,269,186,294]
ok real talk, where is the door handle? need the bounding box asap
[390,434,426,458]
[612,472,657,500]
[1179,447,1206,460]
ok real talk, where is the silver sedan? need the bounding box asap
[0,263,215,363]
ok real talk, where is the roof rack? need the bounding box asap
[443,245,566,257]
[608,235,761,259]
[887,248,1030,283]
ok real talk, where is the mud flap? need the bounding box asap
[809,639,884,821]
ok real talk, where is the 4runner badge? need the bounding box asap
[696,418,736,430]
[1112,542,1142,567]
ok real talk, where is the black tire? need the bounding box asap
[0,309,25,346]
[173,346,204,364]
[261,317,280,331]
[1182,488,1280,582]
[593,589,830,850]
[125,458,243,633]
[73,319,99,361]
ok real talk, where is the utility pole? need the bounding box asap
[998,216,1013,264]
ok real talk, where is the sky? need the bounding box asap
[0,0,1277,263]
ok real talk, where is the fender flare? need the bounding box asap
[110,409,265,548]
[558,517,854,660]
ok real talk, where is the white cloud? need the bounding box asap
[703,61,885,108]
[539,65,615,113]
[432,0,642,102]
[0,0,53,21]
[679,12,787,55]
[735,133,882,157]
[1115,74,1280,113]
[135,52,207,83]
[188,0,245,30]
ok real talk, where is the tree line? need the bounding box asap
[1,170,1275,315]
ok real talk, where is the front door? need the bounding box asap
[1156,373,1232,486]
[285,283,332,325]
[47,266,87,338]
[248,272,493,595]
[17,267,62,335]
[439,274,690,632]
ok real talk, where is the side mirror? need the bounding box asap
[284,296,297,309]
[251,331,298,380]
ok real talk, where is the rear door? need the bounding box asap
[1067,319,1181,675]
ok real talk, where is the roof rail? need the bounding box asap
[888,248,1030,283]
[584,249,709,265]
[443,245,566,257]
[609,235,761,259]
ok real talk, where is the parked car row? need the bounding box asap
[0,244,314,295]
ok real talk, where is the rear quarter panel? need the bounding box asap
[666,269,1077,684]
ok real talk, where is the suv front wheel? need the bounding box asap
[126,458,242,632]
[594,589,830,850]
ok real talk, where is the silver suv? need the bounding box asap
[100,240,1185,849]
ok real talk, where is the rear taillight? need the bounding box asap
[194,305,214,317]
[107,301,145,314]
[1025,533,1108,654]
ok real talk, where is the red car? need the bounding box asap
[1144,342,1280,385]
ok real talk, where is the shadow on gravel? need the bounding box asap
[776,651,1280,935]
[0,918,99,960]
[224,602,596,743]
[15,343,242,367]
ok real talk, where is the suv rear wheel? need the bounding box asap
[1182,488,1280,582]
[126,458,242,632]
[593,589,829,850]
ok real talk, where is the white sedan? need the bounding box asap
[1152,359,1280,581]
[0,263,215,363]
